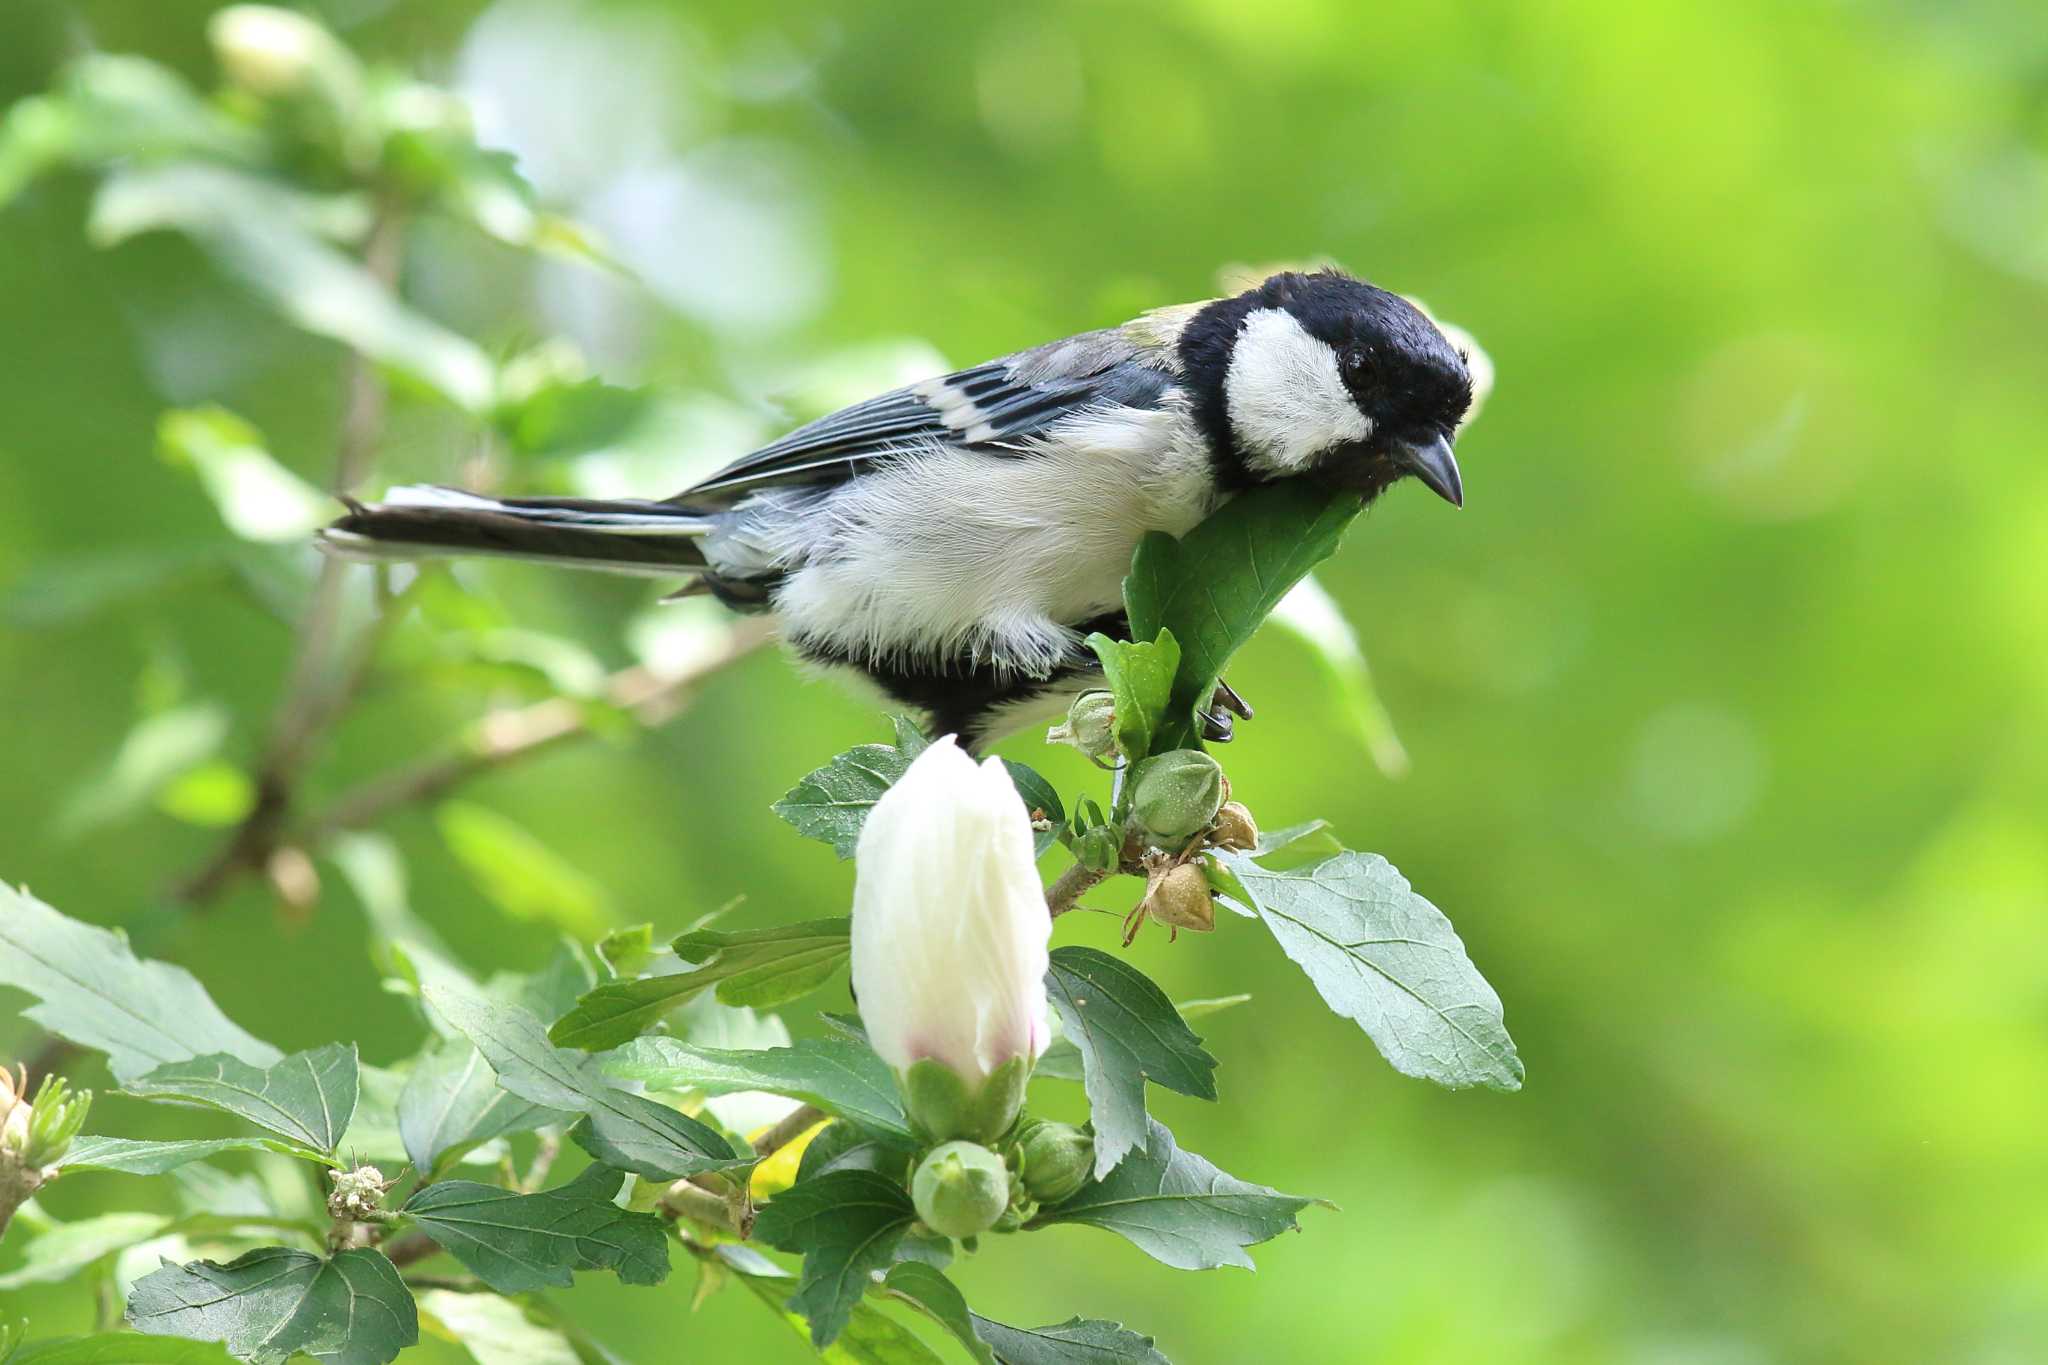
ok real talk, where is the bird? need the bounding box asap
[322,268,1483,749]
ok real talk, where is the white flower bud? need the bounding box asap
[852,738,1051,1119]
[209,6,359,103]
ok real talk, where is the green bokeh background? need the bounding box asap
[4,1,2047,1361]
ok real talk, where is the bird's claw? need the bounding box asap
[1198,680,1252,743]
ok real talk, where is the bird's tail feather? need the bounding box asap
[320,485,714,579]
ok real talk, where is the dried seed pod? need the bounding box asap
[1210,801,1259,851]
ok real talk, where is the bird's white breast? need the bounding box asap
[754,402,1216,677]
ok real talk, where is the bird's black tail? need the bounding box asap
[319,486,715,578]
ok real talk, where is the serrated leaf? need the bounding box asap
[0,1212,171,1290]
[402,1165,668,1292]
[606,1036,909,1140]
[424,985,747,1181]
[549,919,850,1051]
[718,1245,945,1365]
[398,1035,571,1178]
[1029,1118,1316,1270]
[967,1315,1172,1365]
[880,1264,996,1365]
[59,1135,327,1175]
[125,1044,360,1154]
[1044,948,1218,1176]
[771,742,919,858]
[1218,849,1523,1091]
[1125,481,1365,752]
[753,1171,918,1348]
[417,1289,579,1365]
[8,1336,240,1364]
[126,1247,419,1365]
[1085,631,1180,761]
[1001,759,1068,857]
[0,882,280,1084]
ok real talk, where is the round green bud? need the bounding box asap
[1016,1120,1094,1204]
[912,1141,1012,1240]
[1047,691,1117,761]
[1129,750,1226,842]
[1072,822,1123,873]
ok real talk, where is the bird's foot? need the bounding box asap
[1198,679,1253,743]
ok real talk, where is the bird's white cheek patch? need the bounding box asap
[1224,307,1371,474]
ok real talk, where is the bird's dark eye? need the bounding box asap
[1341,347,1371,379]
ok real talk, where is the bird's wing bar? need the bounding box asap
[679,327,1171,497]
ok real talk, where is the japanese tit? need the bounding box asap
[324,268,1486,748]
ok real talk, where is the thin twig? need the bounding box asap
[521,1131,561,1194]
[301,621,774,845]
[752,1104,825,1158]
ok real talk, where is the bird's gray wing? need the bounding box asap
[678,327,1173,498]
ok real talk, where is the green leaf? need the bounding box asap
[967,1316,1172,1365]
[0,882,280,1084]
[125,1043,360,1154]
[1085,630,1180,762]
[424,985,747,1180]
[0,1212,171,1290]
[771,739,920,859]
[1029,1118,1317,1270]
[880,1264,996,1365]
[401,1165,669,1291]
[596,924,659,979]
[605,1036,910,1140]
[416,1289,580,1365]
[91,164,495,411]
[59,1134,327,1175]
[1218,849,1523,1091]
[549,919,850,1051]
[717,1245,945,1365]
[8,1336,239,1364]
[58,702,231,836]
[1044,948,1218,1176]
[1270,574,1409,777]
[753,1171,918,1348]
[158,407,332,545]
[1124,481,1365,752]
[498,378,652,458]
[1001,759,1069,857]
[436,802,610,940]
[0,544,236,629]
[126,1247,419,1365]
[397,1035,571,1178]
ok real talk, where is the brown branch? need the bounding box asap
[752,1104,825,1157]
[300,621,773,845]
[1046,861,1108,918]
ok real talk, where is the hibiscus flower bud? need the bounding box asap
[852,738,1051,1143]
[1015,1119,1094,1203]
[1129,750,1226,843]
[208,6,362,107]
[911,1140,1012,1239]
[1046,691,1117,761]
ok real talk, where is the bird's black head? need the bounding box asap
[1178,268,1476,505]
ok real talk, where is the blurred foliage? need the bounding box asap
[3,0,2047,1362]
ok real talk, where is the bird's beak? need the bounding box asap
[1391,431,1464,507]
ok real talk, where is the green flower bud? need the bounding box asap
[1046,691,1117,761]
[1071,822,1123,873]
[1016,1120,1094,1204]
[912,1141,1012,1239]
[1129,750,1226,843]
[20,1075,91,1167]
